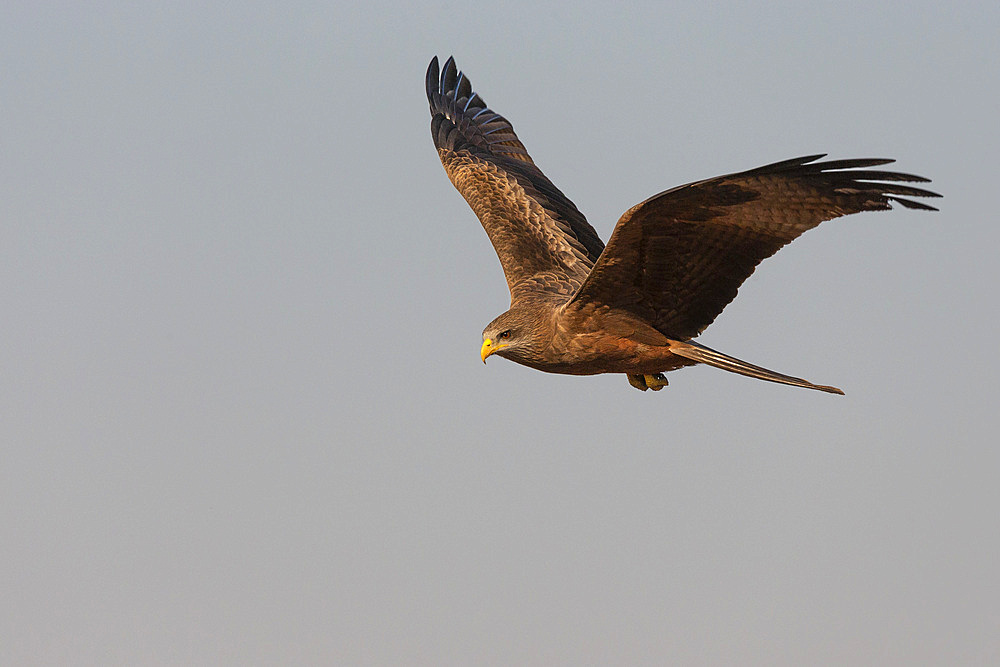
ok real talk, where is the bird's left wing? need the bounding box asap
[427,56,604,301]
[568,155,940,339]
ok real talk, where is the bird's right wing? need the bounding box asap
[427,56,605,301]
[568,155,939,339]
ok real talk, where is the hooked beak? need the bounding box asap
[480,338,506,364]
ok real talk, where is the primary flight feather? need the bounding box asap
[426,56,939,394]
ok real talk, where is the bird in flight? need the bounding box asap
[425,56,939,394]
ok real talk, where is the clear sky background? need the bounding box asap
[2,2,997,664]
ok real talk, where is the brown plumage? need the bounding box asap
[426,56,939,394]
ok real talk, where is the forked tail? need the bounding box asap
[669,340,845,395]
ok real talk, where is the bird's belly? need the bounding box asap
[528,335,691,376]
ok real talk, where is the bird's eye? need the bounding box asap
[499,330,511,340]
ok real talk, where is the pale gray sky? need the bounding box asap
[2,1,998,664]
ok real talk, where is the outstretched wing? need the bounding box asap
[427,56,604,301]
[569,155,940,339]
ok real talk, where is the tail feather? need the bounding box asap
[669,340,845,395]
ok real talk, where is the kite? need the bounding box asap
[426,56,939,394]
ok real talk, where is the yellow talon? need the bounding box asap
[644,374,668,391]
[627,374,648,391]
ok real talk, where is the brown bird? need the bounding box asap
[426,56,939,394]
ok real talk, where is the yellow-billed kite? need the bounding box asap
[426,56,939,394]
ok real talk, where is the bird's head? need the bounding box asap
[480,307,546,365]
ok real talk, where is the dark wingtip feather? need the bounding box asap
[817,157,896,170]
[894,184,941,199]
[748,154,827,174]
[892,198,939,211]
[425,56,440,102]
[842,170,933,183]
[440,56,457,99]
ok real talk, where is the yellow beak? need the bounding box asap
[480,338,506,364]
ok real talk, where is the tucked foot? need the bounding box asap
[644,373,668,391]
[627,373,669,391]
[627,374,649,391]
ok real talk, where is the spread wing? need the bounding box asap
[569,155,940,339]
[427,56,604,302]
